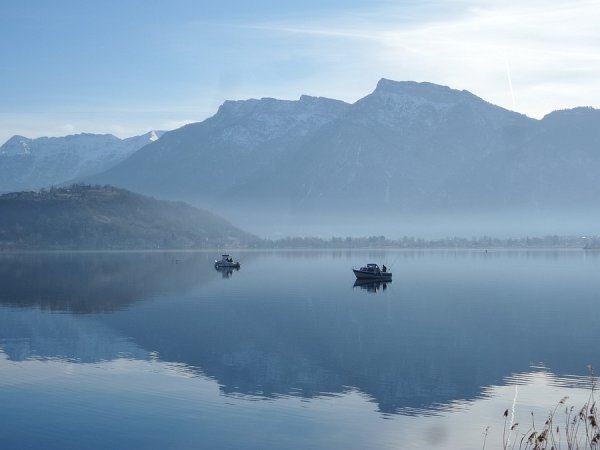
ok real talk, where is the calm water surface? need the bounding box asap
[1,250,599,449]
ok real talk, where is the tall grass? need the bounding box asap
[485,366,599,450]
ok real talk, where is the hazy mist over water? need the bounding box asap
[221,208,600,239]
[1,250,599,449]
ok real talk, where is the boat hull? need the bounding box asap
[352,269,392,280]
[215,261,240,269]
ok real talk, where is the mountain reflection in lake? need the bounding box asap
[1,250,599,449]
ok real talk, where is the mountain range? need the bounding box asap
[84,80,600,233]
[3,79,599,236]
[0,130,163,193]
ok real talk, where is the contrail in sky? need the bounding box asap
[505,59,517,111]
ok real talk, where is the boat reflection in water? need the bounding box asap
[353,278,391,293]
[214,265,240,278]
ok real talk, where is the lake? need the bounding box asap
[1,250,599,449]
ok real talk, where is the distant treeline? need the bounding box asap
[254,235,600,249]
[2,185,600,251]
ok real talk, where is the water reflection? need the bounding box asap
[0,252,216,313]
[353,279,391,293]
[1,250,599,418]
[0,352,596,450]
[0,308,147,363]
[214,265,240,278]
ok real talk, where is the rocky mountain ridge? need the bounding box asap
[0,131,164,192]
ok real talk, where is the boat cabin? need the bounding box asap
[362,264,381,273]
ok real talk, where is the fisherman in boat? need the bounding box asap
[382,265,387,273]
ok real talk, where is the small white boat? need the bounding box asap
[214,254,240,269]
[352,263,391,280]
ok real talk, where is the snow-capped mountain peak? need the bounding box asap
[0,135,33,156]
[0,131,166,193]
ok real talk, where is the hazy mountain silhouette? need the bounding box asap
[87,95,349,203]
[0,131,164,193]
[86,80,600,222]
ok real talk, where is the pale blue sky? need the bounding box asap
[1,0,599,143]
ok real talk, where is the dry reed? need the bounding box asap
[484,366,599,450]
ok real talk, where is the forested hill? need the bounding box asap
[0,185,258,250]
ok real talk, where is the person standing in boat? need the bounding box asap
[382,265,387,273]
